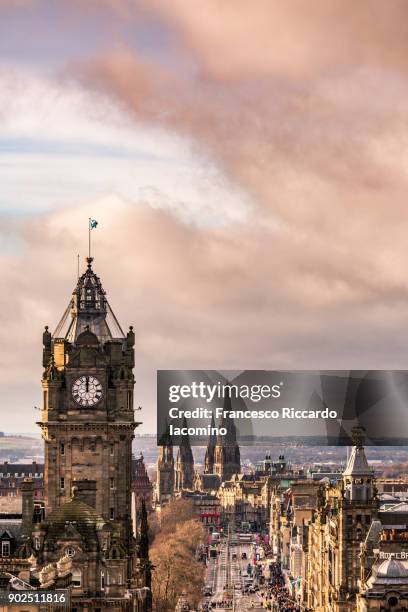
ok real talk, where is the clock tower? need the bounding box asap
[40,256,139,547]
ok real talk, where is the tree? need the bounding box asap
[150,499,206,611]
[159,498,196,533]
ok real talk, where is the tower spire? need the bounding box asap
[213,387,241,482]
[175,417,194,491]
[52,251,124,344]
[343,426,374,502]
[204,412,216,474]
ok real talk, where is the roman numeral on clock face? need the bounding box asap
[72,375,103,407]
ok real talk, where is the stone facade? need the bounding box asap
[0,462,44,500]
[307,429,379,612]
[132,454,153,511]
[155,423,174,508]
[218,474,271,530]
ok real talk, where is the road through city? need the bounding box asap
[200,536,264,611]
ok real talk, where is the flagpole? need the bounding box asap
[88,217,91,259]
[77,254,80,279]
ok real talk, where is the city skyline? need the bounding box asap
[3,2,408,433]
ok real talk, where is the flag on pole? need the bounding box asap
[88,218,98,259]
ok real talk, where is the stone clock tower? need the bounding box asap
[40,256,139,548]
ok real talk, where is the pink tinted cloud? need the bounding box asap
[3,3,408,431]
[145,0,408,80]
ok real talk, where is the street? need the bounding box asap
[200,537,264,611]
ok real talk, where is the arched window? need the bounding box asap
[72,569,82,588]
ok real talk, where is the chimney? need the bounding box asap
[72,479,97,509]
[21,478,35,538]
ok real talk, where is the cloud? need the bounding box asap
[0,66,251,224]
[2,191,408,434]
[145,0,408,80]
[2,3,408,433]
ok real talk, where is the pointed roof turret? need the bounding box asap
[158,419,172,447]
[204,412,216,474]
[137,498,149,561]
[207,412,216,448]
[177,417,194,467]
[53,257,125,343]
[217,389,238,445]
[343,427,373,477]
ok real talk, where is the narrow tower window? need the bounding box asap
[110,507,114,520]
[60,443,65,456]
[60,477,65,490]
[72,569,82,588]
[127,390,132,410]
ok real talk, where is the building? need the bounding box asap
[307,427,379,612]
[213,392,241,483]
[255,454,287,477]
[218,473,271,531]
[193,473,220,493]
[194,416,221,493]
[132,454,153,511]
[204,413,216,474]
[269,480,321,602]
[155,422,174,509]
[177,490,221,533]
[174,418,194,492]
[0,462,44,499]
[357,527,408,610]
[264,429,408,610]
[0,256,152,611]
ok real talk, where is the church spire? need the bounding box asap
[216,388,238,446]
[135,497,152,605]
[156,420,174,507]
[175,417,194,491]
[137,498,149,561]
[204,412,216,474]
[213,388,241,482]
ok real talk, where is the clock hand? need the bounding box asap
[85,376,89,392]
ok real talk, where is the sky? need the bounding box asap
[2,1,408,433]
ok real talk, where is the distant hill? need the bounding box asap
[0,434,43,462]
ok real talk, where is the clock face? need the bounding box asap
[72,375,103,407]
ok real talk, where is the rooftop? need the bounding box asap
[53,257,124,343]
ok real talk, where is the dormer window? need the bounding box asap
[1,541,10,557]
